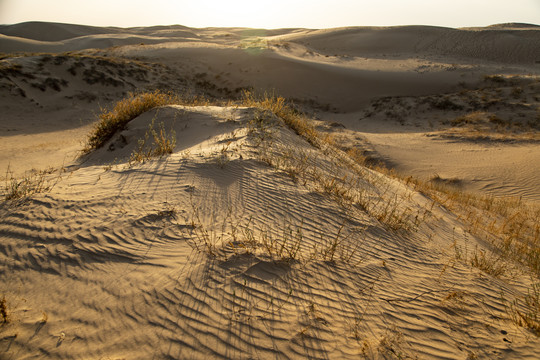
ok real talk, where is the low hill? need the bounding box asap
[1,95,539,358]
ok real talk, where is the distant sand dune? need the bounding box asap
[288,25,540,63]
[0,21,124,41]
[1,21,539,64]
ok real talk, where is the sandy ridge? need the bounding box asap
[2,105,539,358]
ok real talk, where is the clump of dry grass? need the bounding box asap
[241,91,320,146]
[152,122,176,156]
[0,296,9,324]
[129,115,176,165]
[402,174,540,277]
[470,246,508,278]
[84,90,180,152]
[507,281,540,336]
[3,166,60,202]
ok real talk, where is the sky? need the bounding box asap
[0,0,539,29]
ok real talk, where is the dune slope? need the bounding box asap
[1,105,539,359]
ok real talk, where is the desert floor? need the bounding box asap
[1,21,539,359]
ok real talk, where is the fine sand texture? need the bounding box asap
[1,22,539,359]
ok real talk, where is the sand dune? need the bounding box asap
[283,25,540,63]
[2,21,540,63]
[2,105,539,358]
[1,21,539,359]
[0,21,124,41]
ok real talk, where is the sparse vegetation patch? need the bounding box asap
[84,90,179,152]
[129,114,177,164]
[362,74,540,139]
[2,166,61,203]
[508,281,540,336]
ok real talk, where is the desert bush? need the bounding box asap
[84,90,179,152]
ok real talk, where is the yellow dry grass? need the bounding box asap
[84,90,180,152]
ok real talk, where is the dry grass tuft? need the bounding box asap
[129,114,176,165]
[84,90,180,152]
[507,281,540,336]
[402,174,540,277]
[470,247,508,278]
[241,91,320,146]
[0,296,9,324]
[3,166,61,202]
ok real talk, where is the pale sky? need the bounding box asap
[0,0,538,29]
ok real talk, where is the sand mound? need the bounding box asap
[81,105,254,165]
[1,105,539,359]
